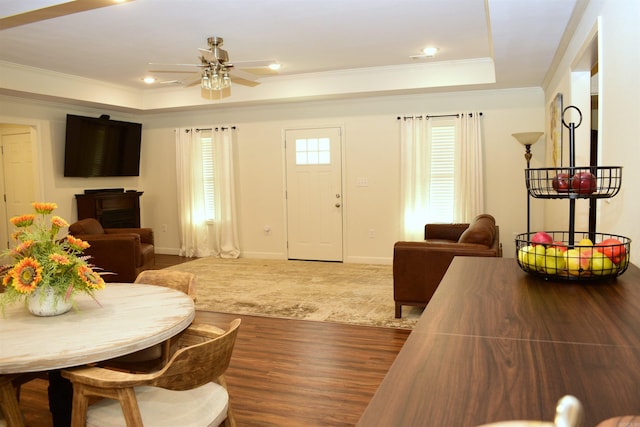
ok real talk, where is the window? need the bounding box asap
[428,121,455,222]
[201,133,215,221]
[295,137,331,165]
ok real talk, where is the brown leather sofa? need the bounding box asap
[393,214,502,318]
[69,218,155,283]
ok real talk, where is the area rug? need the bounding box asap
[165,257,423,329]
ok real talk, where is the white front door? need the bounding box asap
[285,128,343,261]
[0,127,36,250]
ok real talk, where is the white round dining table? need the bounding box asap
[0,283,195,374]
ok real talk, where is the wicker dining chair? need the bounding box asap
[0,374,26,427]
[103,270,198,372]
[62,319,241,427]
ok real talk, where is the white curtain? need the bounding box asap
[211,127,240,258]
[454,112,485,222]
[175,127,240,258]
[399,116,433,240]
[399,112,485,240]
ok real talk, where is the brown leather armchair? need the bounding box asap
[393,214,502,318]
[69,218,155,283]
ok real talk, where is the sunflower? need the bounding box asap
[10,214,35,228]
[9,257,43,293]
[77,265,106,290]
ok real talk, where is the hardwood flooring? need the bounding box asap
[152,253,193,269]
[16,255,411,427]
[20,255,410,427]
[18,314,409,426]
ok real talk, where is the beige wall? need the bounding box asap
[2,87,544,263]
[544,0,640,266]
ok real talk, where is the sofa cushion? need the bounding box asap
[457,214,496,247]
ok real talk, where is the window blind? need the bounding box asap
[200,135,216,221]
[429,123,455,222]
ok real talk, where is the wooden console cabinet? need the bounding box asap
[75,191,143,228]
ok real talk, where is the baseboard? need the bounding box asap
[345,256,393,265]
[156,248,392,265]
[240,251,287,260]
[155,247,182,255]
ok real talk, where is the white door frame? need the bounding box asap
[282,125,346,261]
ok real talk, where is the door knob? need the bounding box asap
[335,203,341,208]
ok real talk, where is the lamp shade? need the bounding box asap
[512,132,543,145]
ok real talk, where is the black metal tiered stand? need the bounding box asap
[515,106,631,281]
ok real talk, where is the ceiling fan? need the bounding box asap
[149,37,278,96]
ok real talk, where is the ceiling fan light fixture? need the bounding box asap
[201,70,212,90]
[222,70,231,88]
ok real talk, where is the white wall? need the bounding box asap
[1,87,544,264]
[141,88,544,262]
[544,0,640,265]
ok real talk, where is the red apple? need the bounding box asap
[595,238,626,265]
[552,172,570,192]
[531,231,553,246]
[570,171,597,194]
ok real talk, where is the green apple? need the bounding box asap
[591,251,617,276]
[544,247,566,275]
[564,249,583,276]
[577,238,593,247]
[577,238,594,258]
[518,245,534,268]
[531,245,547,272]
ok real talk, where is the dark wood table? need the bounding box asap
[358,257,640,426]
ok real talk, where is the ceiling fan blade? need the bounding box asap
[0,0,134,30]
[185,76,202,88]
[231,59,278,68]
[238,67,279,76]
[230,75,261,87]
[148,70,201,74]
[227,67,260,81]
[148,62,204,68]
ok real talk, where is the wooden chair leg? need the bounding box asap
[117,388,144,427]
[0,375,25,427]
[218,375,236,427]
[70,385,90,427]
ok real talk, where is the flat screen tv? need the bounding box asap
[64,114,142,177]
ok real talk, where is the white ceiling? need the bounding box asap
[0,0,580,111]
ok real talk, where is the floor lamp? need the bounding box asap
[512,132,543,236]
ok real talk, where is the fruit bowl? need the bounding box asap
[525,166,622,199]
[515,231,631,281]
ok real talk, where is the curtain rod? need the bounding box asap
[183,126,237,133]
[195,126,236,131]
[397,112,483,120]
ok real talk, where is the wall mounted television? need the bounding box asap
[64,114,142,177]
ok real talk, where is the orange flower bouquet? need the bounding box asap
[0,202,105,315]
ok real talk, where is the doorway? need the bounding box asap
[0,125,38,251]
[284,127,343,261]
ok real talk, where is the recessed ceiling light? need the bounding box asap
[142,76,156,84]
[268,63,282,71]
[422,47,438,57]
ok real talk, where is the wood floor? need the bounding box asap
[16,255,411,427]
